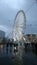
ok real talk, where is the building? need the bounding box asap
[0,30,5,43]
[0,30,5,38]
[25,34,37,43]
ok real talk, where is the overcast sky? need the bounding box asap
[0,0,37,37]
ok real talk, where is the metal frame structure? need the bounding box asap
[12,10,26,41]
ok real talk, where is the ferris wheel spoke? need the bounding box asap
[12,10,26,41]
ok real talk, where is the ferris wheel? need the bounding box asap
[12,10,26,41]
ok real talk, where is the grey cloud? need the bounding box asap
[0,0,37,37]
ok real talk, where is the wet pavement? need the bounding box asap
[0,49,37,65]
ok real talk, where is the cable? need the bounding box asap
[26,24,37,26]
[25,2,35,13]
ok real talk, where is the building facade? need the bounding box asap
[0,30,5,38]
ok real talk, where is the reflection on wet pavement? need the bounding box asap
[0,45,37,65]
[11,48,37,65]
